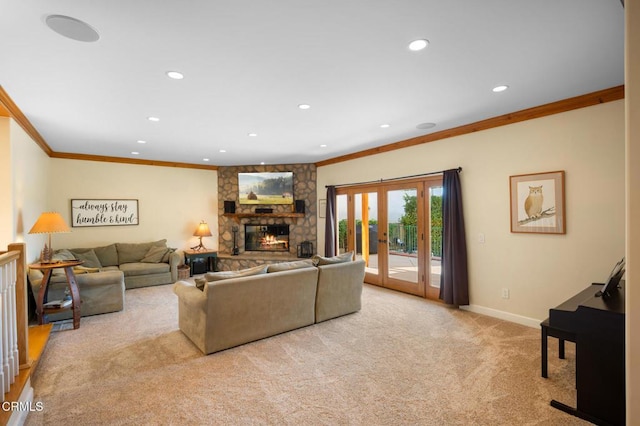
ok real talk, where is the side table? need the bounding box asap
[29,260,83,330]
[184,249,218,276]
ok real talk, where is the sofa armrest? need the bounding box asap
[169,250,182,281]
[173,281,206,312]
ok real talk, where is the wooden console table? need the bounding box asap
[30,260,83,330]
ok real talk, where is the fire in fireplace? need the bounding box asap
[244,224,290,252]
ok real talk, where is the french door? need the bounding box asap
[335,177,442,299]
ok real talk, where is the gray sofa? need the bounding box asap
[29,239,181,321]
[173,256,366,355]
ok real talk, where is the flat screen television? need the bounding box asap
[596,257,625,298]
[238,172,294,205]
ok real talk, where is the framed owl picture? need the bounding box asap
[509,170,565,234]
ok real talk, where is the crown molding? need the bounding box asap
[50,151,218,170]
[0,86,53,156]
[314,85,625,167]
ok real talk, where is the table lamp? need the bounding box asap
[28,212,71,263]
[191,220,212,251]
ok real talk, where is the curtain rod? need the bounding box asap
[326,167,461,188]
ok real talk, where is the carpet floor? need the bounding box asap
[25,282,588,425]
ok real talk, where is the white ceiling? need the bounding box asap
[0,1,624,167]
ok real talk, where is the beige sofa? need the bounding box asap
[174,257,366,355]
[29,239,181,321]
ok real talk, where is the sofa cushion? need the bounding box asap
[312,251,354,266]
[117,239,167,264]
[94,244,118,267]
[267,259,314,273]
[141,245,169,263]
[205,265,269,281]
[71,249,103,268]
[119,262,170,277]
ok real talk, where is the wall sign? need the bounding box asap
[71,199,139,227]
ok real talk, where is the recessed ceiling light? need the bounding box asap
[147,116,160,122]
[408,39,429,51]
[380,124,390,128]
[260,162,265,165]
[45,15,100,42]
[137,140,146,144]
[219,149,226,153]
[131,151,139,155]
[416,122,436,130]
[320,144,327,148]
[166,71,184,80]
[248,132,258,137]
[492,85,509,93]
[203,158,210,162]
[298,104,311,110]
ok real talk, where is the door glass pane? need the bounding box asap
[337,194,348,254]
[355,192,378,276]
[429,186,443,289]
[387,188,418,284]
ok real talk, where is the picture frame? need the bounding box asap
[318,199,326,218]
[509,171,565,234]
[71,199,139,227]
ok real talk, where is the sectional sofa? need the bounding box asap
[173,255,366,355]
[28,239,181,321]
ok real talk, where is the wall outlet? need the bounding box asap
[478,233,485,243]
[501,288,510,299]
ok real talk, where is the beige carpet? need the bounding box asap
[25,283,588,425]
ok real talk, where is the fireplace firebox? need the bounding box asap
[244,224,290,252]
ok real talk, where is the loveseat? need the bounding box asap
[29,239,181,321]
[173,254,366,355]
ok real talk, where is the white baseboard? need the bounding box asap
[461,304,542,329]
[7,378,34,426]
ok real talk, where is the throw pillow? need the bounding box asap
[73,266,100,274]
[117,239,167,264]
[71,249,103,268]
[93,244,118,267]
[267,259,314,273]
[52,249,76,261]
[205,265,269,282]
[195,277,207,291]
[141,246,169,263]
[312,251,354,266]
[51,249,77,275]
[161,248,176,263]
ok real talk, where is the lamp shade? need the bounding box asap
[193,221,212,237]
[28,212,71,234]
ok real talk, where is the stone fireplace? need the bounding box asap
[217,163,317,271]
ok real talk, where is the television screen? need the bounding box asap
[238,172,294,205]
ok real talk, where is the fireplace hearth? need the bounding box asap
[245,224,290,252]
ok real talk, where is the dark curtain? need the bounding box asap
[439,169,469,306]
[324,186,337,256]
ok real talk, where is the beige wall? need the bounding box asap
[44,159,218,256]
[0,118,12,246]
[1,118,51,260]
[318,100,625,325]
